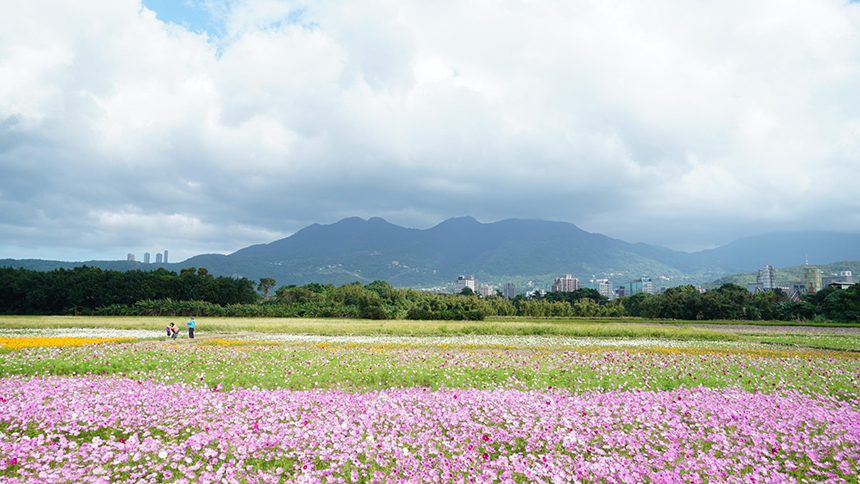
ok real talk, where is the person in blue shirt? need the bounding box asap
[187,317,195,339]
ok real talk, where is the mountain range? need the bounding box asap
[4,217,860,291]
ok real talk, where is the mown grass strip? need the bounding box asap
[0,316,738,341]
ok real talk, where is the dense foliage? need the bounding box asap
[0,266,258,315]
[1,265,859,321]
[621,283,860,323]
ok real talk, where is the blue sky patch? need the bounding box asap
[142,0,221,36]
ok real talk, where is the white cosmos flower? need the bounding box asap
[235,333,769,350]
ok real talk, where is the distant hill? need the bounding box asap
[4,217,860,291]
[693,231,860,274]
[179,217,709,289]
[704,260,860,289]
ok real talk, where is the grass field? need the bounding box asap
[0,315,747,340]
[4,316,860,352]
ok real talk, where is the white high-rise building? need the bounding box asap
[143,252,151,264]
[155,253,163,264]
[479,284,496,298]
[454,275,477,294]
[127,253,135,262]
[163,250,169,263]
[503,283,517,299]
[551,274,580,292]
[594,279,613,299]
[756,265,777,290]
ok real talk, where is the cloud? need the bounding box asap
[1,0,859,262]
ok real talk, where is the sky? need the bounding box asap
[1,0,859,263]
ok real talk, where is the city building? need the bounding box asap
[503,283,516,299]
[803,266,823,294]
[627,276,654,295]
[747,283,762,293]
[822,271,854,288]
[143,252,151,264]
[479,284,496,298]
[593,279,613,299]
[757,265,777,290]
[155,253,163,264]
[747,275,780,292]
[127,253,135,262]
[163,250,169,264]
[615,286,627,299]
[788,281,805,301]
[454,275,477,294]
[551,274,580,292]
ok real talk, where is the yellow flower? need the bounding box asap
[0,337,134,350]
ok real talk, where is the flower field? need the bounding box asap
[0,324,859,483]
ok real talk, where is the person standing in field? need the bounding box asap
[187,316,195,339]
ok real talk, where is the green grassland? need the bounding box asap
[3,316,860,352]
[0,315,743,340]
[744,333,860,352]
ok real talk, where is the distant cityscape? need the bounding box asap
[745,263,854,300]
[453,262,855,300]
[454,273,662,300]
[126,250,169,264]
[123,247,855,299]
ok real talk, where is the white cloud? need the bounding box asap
[1,0,859,261]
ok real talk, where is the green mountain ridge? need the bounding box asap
[3,217,860,292]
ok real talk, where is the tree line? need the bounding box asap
[622,283,860,323]
[0,265,858,322]
[0,266,257,315]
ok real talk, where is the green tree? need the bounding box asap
[656,285,702,320]
[257,277,276,298]
[776,300,817,321]
[622,292,653,317]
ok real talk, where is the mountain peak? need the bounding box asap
[433,216,480,228]
[333,216,367,225]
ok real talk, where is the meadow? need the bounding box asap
[0,315,740,340]
[0,317,858,483]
